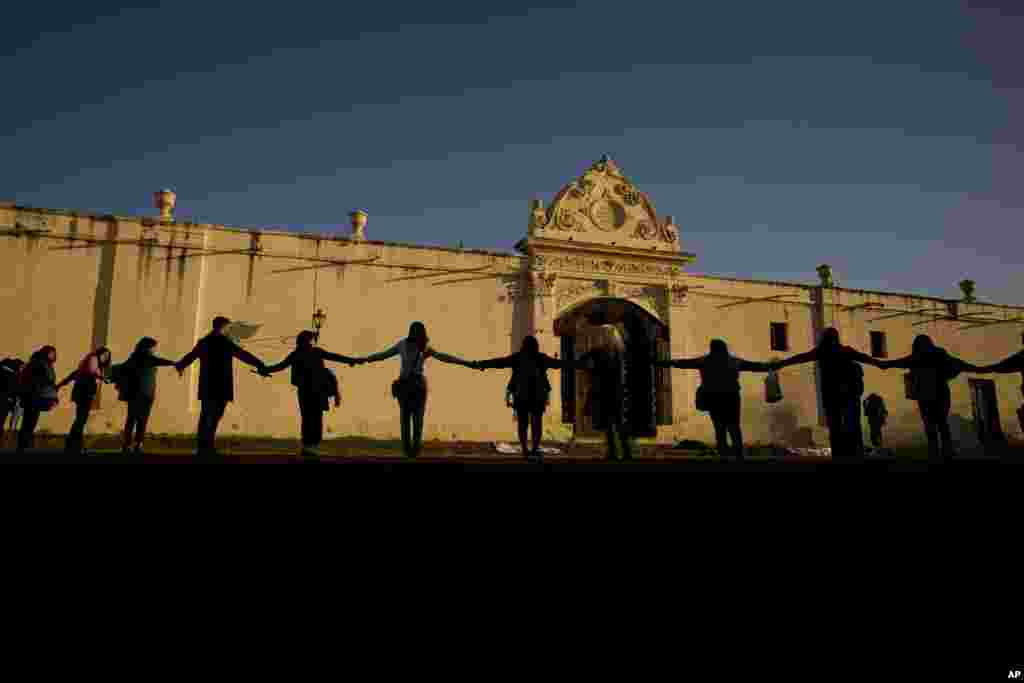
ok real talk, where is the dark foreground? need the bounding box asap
[0,447,1016,469]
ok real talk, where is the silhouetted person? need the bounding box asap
[116,337,178,456]
[879,335,982,463]
[976,350,1024,398]
[16,346,59,454]
[0,358,24,443]
[773,327,884,461]
[259,330,358,456]
[57,346,112,455]
[576,325,633,462]
[353,322,474,459]
[475,335,575,463]
[862,393,888,450]
[175,316,266,458]
[656,339,772,462]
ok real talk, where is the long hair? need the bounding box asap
[36,345,57,364]
[818,327,841,350]
[594,325,625,354]
[708,339,729,357]
[82,346,112,373]
[134,337,158,355]
[520,335,540,358]
[912,334,935,356]
[408,321,428,352]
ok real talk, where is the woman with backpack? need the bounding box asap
[877,334,983,463]
[114,337,179,456]
[351,322,475,459]
[475,335,575,463]
[15,346,59,454]
[259,330,359,456]
[56,346,112,455]
[772,327,884,460]
[655,339,774,462]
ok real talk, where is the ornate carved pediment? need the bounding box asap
[531,253,684,279]
[528,156,681,250]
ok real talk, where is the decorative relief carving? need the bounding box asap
[531,271,557,297]
[533,254,683,278]
[632,220,658,240]
[589,199,626,232]
[556,279,609,310]
[529,200,548,234]
[500,274,528,301]
[139,224,160,243]
[556,207,578,230]
[541,157,670,243]
[15,213,50,232]
[617,284,667,321]
[670,284,689,306]
[615,183,641,206]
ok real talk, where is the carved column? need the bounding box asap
[529,264,560,431]
[668,283,695,437]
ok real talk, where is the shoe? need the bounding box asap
[133,446,145,457]
[301,446,322,457]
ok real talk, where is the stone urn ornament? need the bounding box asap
[959,279,976,303]
[817,264,834,288]
[154,189,176,222]
[349,209,368,241]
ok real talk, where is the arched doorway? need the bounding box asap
[554,298,672,438]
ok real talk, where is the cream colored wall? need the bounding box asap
[662,277,1024,447]
[667,276,821,446]
[166,223,531,441]
[4,203,1022,448]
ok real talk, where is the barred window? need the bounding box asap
[770,323,789,352]
[870,331,887,358]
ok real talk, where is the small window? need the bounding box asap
[870,331,887,358]
[770,323,789,352]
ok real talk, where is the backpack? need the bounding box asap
[110,359,139,401]
[1,359,22,395]
[322,367,339,399]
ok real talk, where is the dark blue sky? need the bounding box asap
[3,1,1022,301]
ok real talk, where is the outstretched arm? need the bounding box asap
[56,369,77,390]
[358,343,401,365]
[478,354,518,370]
[656,357,703,370]
[877,354,914,370]
[320,350,359,366]
[738,359,772,373]
[773,349,818,370]
[228,340,265,370]
[261,351,296,375]
[541,354,575,370]
[176,342,203,372]
[429,348,475,367]
[978,351,1024,374]
[949,356,985,374]
[845,348,885,369]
